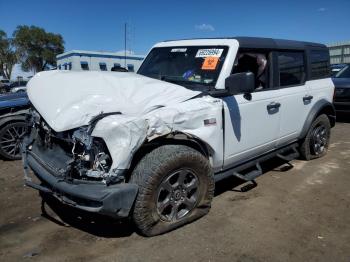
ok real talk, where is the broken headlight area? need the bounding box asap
[71,128,113,181]
[25,109,117,184]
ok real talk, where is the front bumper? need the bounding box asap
[23,150,138,218]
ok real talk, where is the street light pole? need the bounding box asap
[124,23,127,68]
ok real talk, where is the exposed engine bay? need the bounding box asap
[25,109,119,184]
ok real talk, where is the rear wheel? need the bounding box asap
[0,121,26,160]
[300,114,331,160]
[130,145,214,236]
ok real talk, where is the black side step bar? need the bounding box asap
[276,145,299,162]
[233,162,263,182]
[215,143,299,183]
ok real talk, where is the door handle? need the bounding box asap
[303,95,313,102]
[267,102,281,110]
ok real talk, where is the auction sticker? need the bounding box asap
[196,48,223,58]
[201,57,219,70]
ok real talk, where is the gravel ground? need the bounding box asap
[0,120,349,262]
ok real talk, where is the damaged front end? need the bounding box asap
[22,108,138,217]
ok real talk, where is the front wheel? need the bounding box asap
[300,114,331,160]
[130,145,214,236]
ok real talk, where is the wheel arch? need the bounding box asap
[125,132,213,182]
[299,99,336,139]
[0,115,26,130]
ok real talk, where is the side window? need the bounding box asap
[232,51,269,90]
[81,61,89,70]
[310,50,330,79]
[114,63,121,68]
[99,62,107,71]
[278,51,305,87]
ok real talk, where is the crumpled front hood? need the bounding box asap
[27,70,200,132]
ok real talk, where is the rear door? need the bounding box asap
[275,51,310,146]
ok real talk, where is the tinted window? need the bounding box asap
[81,61,89,70]
[310,50,330,79]
[335,65,350,78]
[114,63,121,67]
[127,64,134,72]
[99,62,107,71]
[278,52,305,86]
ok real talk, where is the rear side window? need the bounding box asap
[127,64,134,72]
[310,50,330,79]
[278,52,305,87]
[81,61,89,70]
[99,62,107,71]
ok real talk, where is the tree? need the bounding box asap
[0,30,17,79]
[13,25,64,73]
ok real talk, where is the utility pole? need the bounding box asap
[124,23,127,68]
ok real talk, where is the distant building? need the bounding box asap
[327,41,350,64]
[56,50,145,72]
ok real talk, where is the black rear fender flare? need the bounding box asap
[299,99,336,139]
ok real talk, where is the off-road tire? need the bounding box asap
[130,145,214,236]
[300,114,331,160]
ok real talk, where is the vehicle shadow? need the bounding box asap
[40,157,294,238]
[41,193,136,238]
[336,112,350,123]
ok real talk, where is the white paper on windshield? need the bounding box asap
[171,48,187,52]
[195,49,223,58]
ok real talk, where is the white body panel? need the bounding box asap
[223,90,281,166]
[307,78,335,106]
[277,84,309,145]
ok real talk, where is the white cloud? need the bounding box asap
[195,23,215,31]
[318,7,326,12]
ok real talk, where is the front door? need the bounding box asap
[223,50,282,168]
[223,90,282,167]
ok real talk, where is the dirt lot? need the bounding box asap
[0,120,350,262]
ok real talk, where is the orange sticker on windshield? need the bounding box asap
[201,57,219,70]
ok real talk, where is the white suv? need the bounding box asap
[23,37,335,236]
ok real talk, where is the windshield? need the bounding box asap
[138,46,229,90]
[335,65,350,78]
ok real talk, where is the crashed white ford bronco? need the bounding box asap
[23,37,335,236]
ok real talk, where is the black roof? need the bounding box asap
[163,36,326,50]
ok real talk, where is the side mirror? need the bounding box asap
[225,72,255,96]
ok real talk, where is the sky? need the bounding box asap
[1,0,350,55]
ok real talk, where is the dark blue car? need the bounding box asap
[0,93,29,160]
[333,64,350,114]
